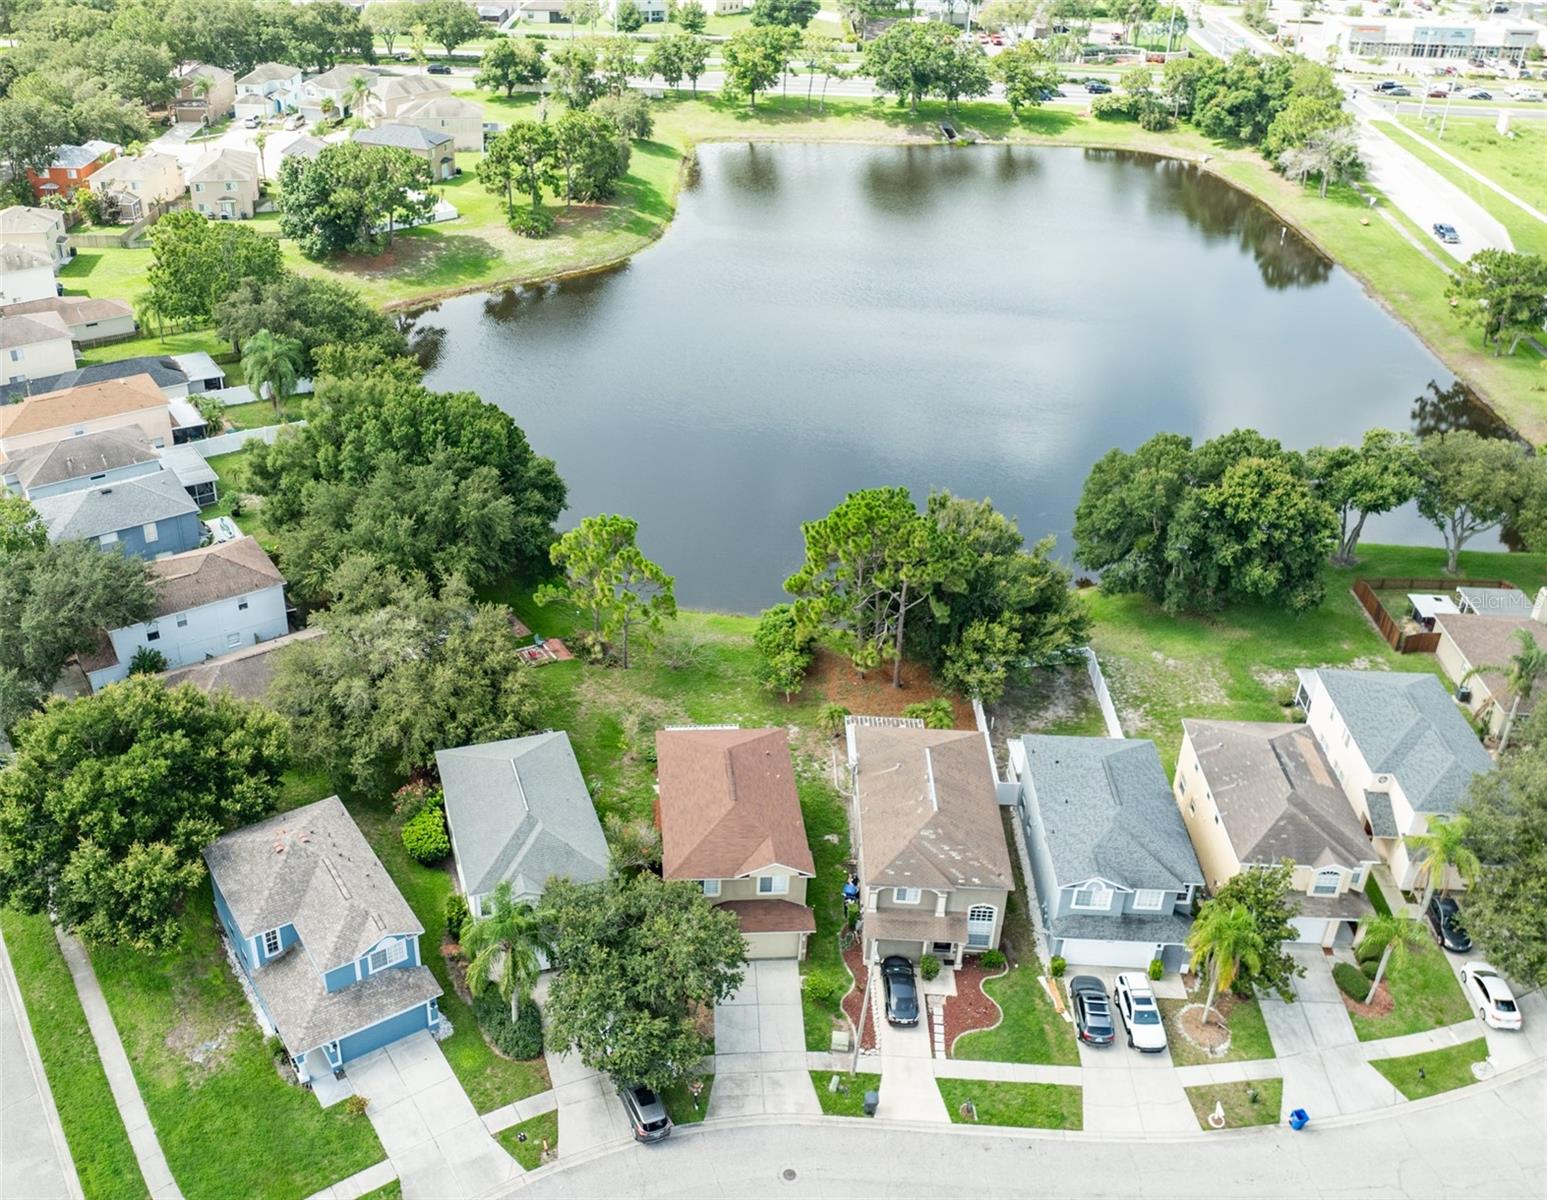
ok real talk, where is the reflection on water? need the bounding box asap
[412,142,1501,611]
[1411,378,1510,440]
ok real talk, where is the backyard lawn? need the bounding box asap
[222,397,304,430]
[1158,990,1276,1067]
[937,1078,1083,1130]
[1371,1037,1488,1099]
[0,911,146,1200]
[76,328,231,366]
[1350,943,1472,1042]
[496,1110,558,1170]
[810,1070,880,1117]
[1184,1077,1283,1130]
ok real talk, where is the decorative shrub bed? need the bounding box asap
[1333,961,1372,1003]
[474,992,544,1060]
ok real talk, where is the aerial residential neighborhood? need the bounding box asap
[0,0,1545,1198]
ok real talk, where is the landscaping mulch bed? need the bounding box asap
[1177,1004,1233,1054]
[942,960,1003,1052]
[807,649,975,728]
[1341,979,1395,1020]
[841,939,877,1051]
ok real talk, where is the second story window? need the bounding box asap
[1072,885,1113,912]
[756,875,788,896]
[263,928,281,956]
[367,939,409,973]
[701,879,720,897]
[1132,889,1167,912]
[1312,867,1341,897]
[892,886,921,905]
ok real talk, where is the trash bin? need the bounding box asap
[863,1090,879,1117]
[1288,1108,1310,1131]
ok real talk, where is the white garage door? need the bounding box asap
[744,931,801,960]
[1057,939,1156,969]
[1288,918,1331,945]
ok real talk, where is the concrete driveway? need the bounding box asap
[709,960,818,1118]
[349,1032,518,1199]
[545,1042,634,1154]
[869,969,948,1124]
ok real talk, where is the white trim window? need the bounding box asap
[755,875,788,896]
[1071,885,1114,912]
[893,887,922,905]
[1132,889,1168,913]
[366,939,409,973]
[966,905,996,949]
[702,879,721,898]
[1311,867,1341,897]
[262,928,282,956]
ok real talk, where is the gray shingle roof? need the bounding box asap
[436,732,610,899]
[238,62,302,85]
[1,428,158,490]
[204,796,424,970]
[0,312,71,349]
[31,470,196,542]
[0,245,54,272]
[1308,669,1494,815]
[47,141,119,169]
[353,123,452,152]
[1050,909,1194,946]
[1019,735,1202,892]
[1364,790,1399,839]
[281,135,328,161]
[308,65,380,91]
[254,940,439,1057]
[0,355,186,404]
[162,627,321,700]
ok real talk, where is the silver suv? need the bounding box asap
[618,1083,672,1143]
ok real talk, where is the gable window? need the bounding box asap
[756,875,788,896]
[1132,889,1168,913]
[367,939,409,973]
[1312,867,1341,897]
[1072,885,1113,912]
[262,928,282,956]
[143,521,158,543]
[701,879,721,898]
[893,886,921,905]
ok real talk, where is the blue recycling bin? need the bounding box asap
[1288,1108,1310,1131]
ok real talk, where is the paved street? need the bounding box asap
[0,928,81,1200]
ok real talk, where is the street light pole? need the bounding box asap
[1438,82,1454,138]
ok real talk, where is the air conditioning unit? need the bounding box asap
[1456,686,1472,704]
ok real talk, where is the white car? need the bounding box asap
[1508,88,1543,102]
[1113,973,1168,1053]
[1461,962,1522,1030]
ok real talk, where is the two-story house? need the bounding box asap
[437,731,610,920]
[1432,592,1547,738]
[848,717,1011,967]
[0,246,57,305]
[1175,720,1377,948]
[2,428,161,499]
[172,63,236,125]
[26,141,119,202]
[234,62,304,120]
[367,73,453,121]
[0,312,76,387]
[204,795,442,1091]
[0,375,173,456]
[0,207,70,267]
[656,726,817,959]
[87,153,186,224]
[298,66,379,122]
[80,535,289,689]
[187,149,261,220]
[1011,735,1202,971]
[351,125,455,181]
[1295,668,1495,892]
[395,96,487,152]
[31,470,202,559]
[0,354,200,407]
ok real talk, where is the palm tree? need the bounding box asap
[462,882,551,1020]
[1357,913,1429,994]
[1405,814,1482,911]
[345,73,373,119]
[1462,627,1547,752]
[241,329,305,416]
[254,131,269,182]
[1185,900,1265,1028]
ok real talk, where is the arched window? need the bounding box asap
[966,905,997,949]
[1312,867,1341,896]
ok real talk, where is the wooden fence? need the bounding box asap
[1352,577,1520,654]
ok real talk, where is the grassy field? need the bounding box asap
[1158,992,1276,1067]
[810,1070,880,1116]
[496,1109,558,1170]
[76,328,231,366]
[1371,1037,1488,1099]
[88,886,384,1200]
[937,1078,1083,1130]
[222,397,304,430]
[1184,1077,1283,1130]
[0,911,147,1200]
[1394,116,1547,215]
[1351,943,1472,1041]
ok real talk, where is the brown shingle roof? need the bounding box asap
[717,898,817,934]
[852,724,1011,892]
[161,627,321,699]
[1435,613,1547,711]
[0,374,166,439]
[147,536,285,616]
[656,727,815,880]
[866,908,968,946]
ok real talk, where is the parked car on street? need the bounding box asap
[1069,975,1115,1047]
[1426,86,1450,98]
[1373,80,1402,92]
[881,955,919,1026]
[1113,973,1168,1052]
[1432,222,1460,244]
[1426,895,1472,954]
[1385,85,1412,96]
[618,1083,672,1142]
[1461,963,1522,1030]
[1508,88,1543,101]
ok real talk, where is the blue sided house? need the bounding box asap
[204,796,442,1091]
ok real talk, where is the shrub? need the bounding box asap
[401,805,450,864]
[902,698,955,730]
[474,990,544,1059]
[920,954,941,981]
[392,780,444,821]
[1360,958,1379,981]
[1049,955,1066,978]
[510,205,554,239]
[444,892,470,941]
[1356,931,1389,965]
[593,90,654,140]
[818,702,850,738]
[265,1034,287,1062]
[1332,961,1371,1002]
[128,646,168,676]
[344,1094,370,1117]
[1147,958,1164,981]
[978,949,1006,970]
[805,966,849,1006]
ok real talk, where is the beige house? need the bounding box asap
[0,207,70,267]
[0,246,57,305]
[187,149,261,220]
[368,73,453,121]
[172,63,236,125]
[1,297,137,346]
[1175,720,1377,949]
[1,312,76,387]
[0,375,173,456]
[298,65,379,122]
[88,153,186,223]
[396,96,486,153]
[351,125,455,181]
[847,717,1011,967]
[1433,596,1547,738]
[656,726,816,959]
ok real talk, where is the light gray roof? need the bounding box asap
[204,796,425,970]
[353,123,453,152]
[1019,735,1202,893]
[0,207,63,235]
[187,149,260,185]
[31,470,197,542]
[1456,586,1534,618]
[1183,720,1375,869]
[309,65,380,91]
[254,939,439,1057]
[1306,669,1494,815]
[1364,790,1399,839]
[155,442,218,488]
[238,62,302,85]
[169,352,225,385]
[1,429,158,490]
[436,732,610,899]
[0,245,54,272]
[398,96,483,120]
[47,141,119,169]
[281,135,328,161]
[1050,909,1194,947]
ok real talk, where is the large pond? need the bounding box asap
[414,142,1500,612]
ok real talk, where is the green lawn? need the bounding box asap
[88,885,385,1200]
[1351,943,1472,1042]
[799,775,854,1051]
[810,1070,880,1117]
[1158,992,1276,1067]
[496,1110,557,1170]
[1088,543,1547,774]
[1371,1037,1489,1099]
[223,397,304,431]
[660,1073,714,1124]
[357,1182,402,1200]
[1184,1077,1283,1130]
[0,910,147,1200]
[77,328,231,366]
[937,1078,1083,1130]
[56,245,153,305]
[1394,116,1547,216]
[954,967,1079,1066]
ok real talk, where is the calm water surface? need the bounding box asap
[414,142,1498,611]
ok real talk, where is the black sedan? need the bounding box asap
[1069,975,1115,1047]
[881,955,919,1026]
[1084,81,1112,94]
[1427,895,1473,954]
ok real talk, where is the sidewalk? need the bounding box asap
[54,927,183,1200]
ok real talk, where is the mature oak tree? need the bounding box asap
[1306,429,1422,565]
[1415,431,1541,574]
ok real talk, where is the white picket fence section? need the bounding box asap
[193,422,302,458]
[1079,646,1124,739]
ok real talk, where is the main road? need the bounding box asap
[496,1064,1545,1199]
